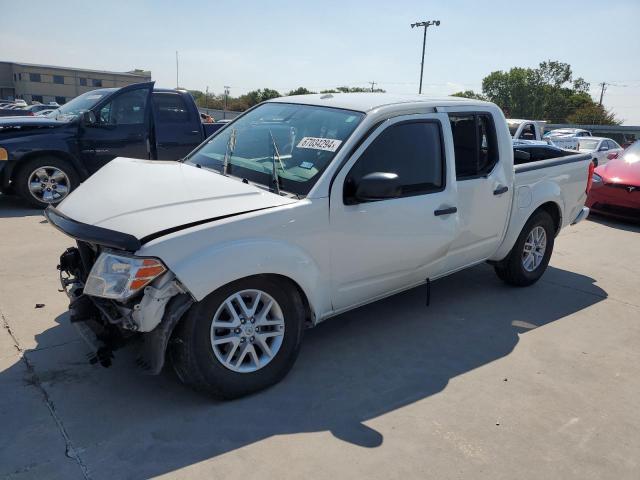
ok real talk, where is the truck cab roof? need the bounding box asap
[268,93,495,113]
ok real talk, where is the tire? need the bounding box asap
[170,276,305,399]
[494,210,555,287]
[15,156,79,209]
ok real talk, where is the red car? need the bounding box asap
[586,141,640,221]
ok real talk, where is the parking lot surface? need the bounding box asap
[1,194,639,480]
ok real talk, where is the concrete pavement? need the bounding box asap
[1,194,639,479]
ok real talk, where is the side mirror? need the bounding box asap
[514,149,531,163]
[599,145,609,152]
[81,110,96,126]
[354,172,402,203]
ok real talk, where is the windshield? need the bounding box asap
[46,90,113,120]
[185,102,364,196]
[578,139,600,151]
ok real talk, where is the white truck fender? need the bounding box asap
[164,238,328,324]
[490,179,564,262]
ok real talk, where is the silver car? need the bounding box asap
[577,137,624,166]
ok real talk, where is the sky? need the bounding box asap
[2,0,640,123]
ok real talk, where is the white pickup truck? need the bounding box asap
[508,119,580,150]
[46,94,593,398]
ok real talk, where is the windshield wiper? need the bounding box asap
[269,129,285,195]
[222,128,237,175]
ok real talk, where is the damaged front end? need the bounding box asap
[57,242,193,374]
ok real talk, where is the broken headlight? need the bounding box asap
[83,252,167,301]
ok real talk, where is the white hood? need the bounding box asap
[58,157,296,239]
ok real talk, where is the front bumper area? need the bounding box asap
[58,245,193,374]
[586,182,640,222]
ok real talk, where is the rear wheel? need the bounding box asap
[494,210,555,286]
[16,156,79,208]
[170,276,305,399]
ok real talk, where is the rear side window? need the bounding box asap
[345,121,444,200]
[520,124,536,140]
[153,93,190,123]
[449,113,498,179]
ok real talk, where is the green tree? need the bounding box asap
[567,103,621,125]
[474,60,619,125]
[451,90,487,101]
[288,87,315,96]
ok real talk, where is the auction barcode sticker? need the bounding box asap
[296,137,342,152]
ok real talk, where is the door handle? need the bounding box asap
[493,185,509,195]
[434,207,457,216]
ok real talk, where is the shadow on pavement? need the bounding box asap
[1,264,607,479]
[587,213,640,232]
[0,194,43,218]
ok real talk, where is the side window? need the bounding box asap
[98,89,148,126]
[449,113,499,179]
[152,93,190,123]
[344,121,444,201]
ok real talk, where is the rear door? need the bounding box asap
[79,82,154,173]
[329,113,459,311]
[439,110,513,271]
[151,91,203,160]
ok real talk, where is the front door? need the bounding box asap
[79,82,154,174]
[329,114,459,312]
[151,91,203,160]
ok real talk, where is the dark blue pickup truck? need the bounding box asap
[0,82,223,207]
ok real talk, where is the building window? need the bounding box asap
[79,77,87,86]
[13,73,16,81]
[18,73,22,81]
[55,96,66,105]
[92,79,103,87]
[32,95,43,103]
[53,75,64,84]
[29,73,41,82]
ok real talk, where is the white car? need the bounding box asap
[545,128,593,138]
[577,137,624,166]
[46,94,592,398]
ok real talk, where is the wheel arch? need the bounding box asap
[12,150,84,184]
[490,198,563,262]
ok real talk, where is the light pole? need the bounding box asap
[223,86,230,119]
[411,20,440,94]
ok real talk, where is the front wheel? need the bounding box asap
[494,210,555,287]
[16,156,79,208]
[170,276,305,399]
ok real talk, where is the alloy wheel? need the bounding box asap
[27,166,70,204]
[210,289,285,373]
[522,226,547,272]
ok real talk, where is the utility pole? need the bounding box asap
[223,86,230,119]
[175,51,179,89]
[598,82,607,106]
[369,81,377,92]
[411,20,441,94]
[205,86,209,109]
